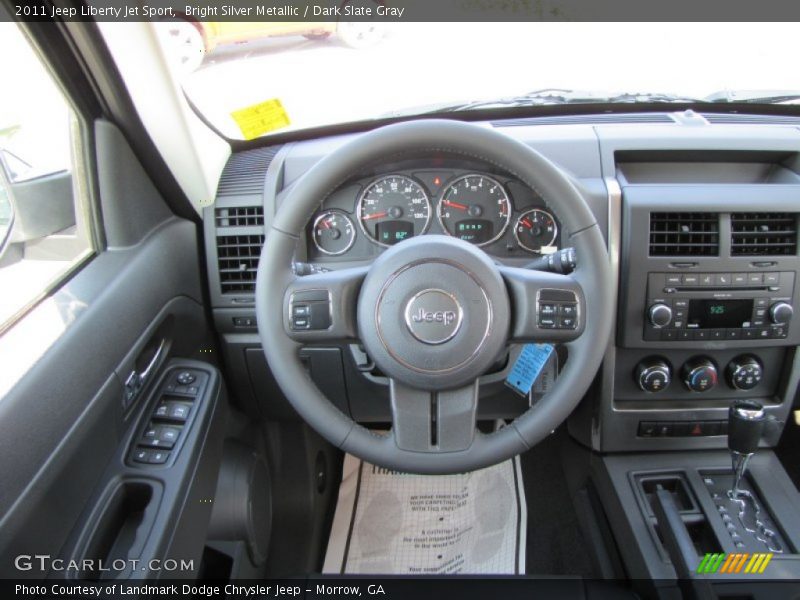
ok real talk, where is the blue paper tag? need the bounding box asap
[505,344,555,397]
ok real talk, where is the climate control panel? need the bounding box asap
[631,354,769,395]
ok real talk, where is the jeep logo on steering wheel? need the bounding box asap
[404,289,463,345]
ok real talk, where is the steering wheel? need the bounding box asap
[256,119,612,474]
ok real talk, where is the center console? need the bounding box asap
[579,139,800,597]
[570,142,800,455]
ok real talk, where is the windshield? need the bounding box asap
[151,22,799,140]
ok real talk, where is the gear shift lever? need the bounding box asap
[727,399,766,498]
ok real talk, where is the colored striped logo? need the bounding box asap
[697,553,773,574]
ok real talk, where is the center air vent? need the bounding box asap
[215,206,264,227]
[217,234,265,293]
[649,212,719,256]
[731,213,798,256]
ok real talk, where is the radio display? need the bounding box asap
[687,299,754,329]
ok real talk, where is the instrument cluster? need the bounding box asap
[307,167,559,261]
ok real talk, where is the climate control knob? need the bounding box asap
[648,303,673,328]
[727,356,764,391]
[770,302,793,325]
[682,357,718,393]
[635,359,671,393]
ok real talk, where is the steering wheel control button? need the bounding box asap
[176,371,196,385]
[403,289,463,345]
[559,304,577,317]
[289,291,332,331]
[291,316,310,330]
[682,357,718,392]
[293,305,310,317]
[537,290,579,331]
[539,304,557,316]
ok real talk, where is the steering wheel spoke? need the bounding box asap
[499,266,586,343]
[283,266,369,343]
[390,379,479,453]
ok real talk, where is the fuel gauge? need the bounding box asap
[312,210,356,256]
[514,209,557,253]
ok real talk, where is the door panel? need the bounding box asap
[0,120,223,578]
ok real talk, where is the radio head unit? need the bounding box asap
[643,271,794,342]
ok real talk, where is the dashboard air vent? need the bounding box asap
[217,146,280,197]
[731,213,798,256]
[215,206,264,227]
[702,113,800,126]
[217,234,265,293]
[494,113,675,127]
[649,212,719,256]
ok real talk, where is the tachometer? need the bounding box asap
[357,175,431,246]
[437,174,511,246]
[514,209,557,253]
[312,210,356,256]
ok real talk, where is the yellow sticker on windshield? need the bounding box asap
[231,99,290,140]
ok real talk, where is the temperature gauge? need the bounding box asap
[312,210,356,256]
[514,209,557,253]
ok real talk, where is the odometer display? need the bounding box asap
[437,174,511,246]
[453,218,493,244]
[357,175,431,246]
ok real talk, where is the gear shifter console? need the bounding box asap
[702,473,786,553]
[727,400,766,498]
[695,399,787,553]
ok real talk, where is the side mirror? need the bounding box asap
[0,168,14,260]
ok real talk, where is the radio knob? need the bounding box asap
[682,358,718,393]
[770,302,793,325]
[635,359,671,393]
[648,303,673,328]
[727,356,763,391]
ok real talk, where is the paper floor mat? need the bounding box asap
[322,454,527,575]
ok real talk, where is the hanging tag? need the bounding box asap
[505,343,554,397]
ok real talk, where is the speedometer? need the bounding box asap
[437,174,511,246]
[357,175,431,247]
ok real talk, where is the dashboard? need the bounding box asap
[206,110,800,456]
[304,160,560,262]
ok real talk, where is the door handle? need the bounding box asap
[123,338,166,408]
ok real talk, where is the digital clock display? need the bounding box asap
[687,299,754,328]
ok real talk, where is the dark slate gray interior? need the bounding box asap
[3,79,800,600]
[201,112,800,593]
